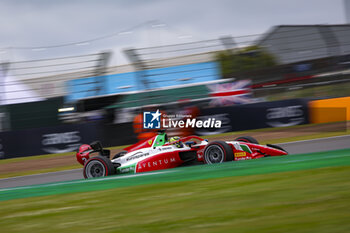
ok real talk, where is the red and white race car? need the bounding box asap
[76,131,288,179]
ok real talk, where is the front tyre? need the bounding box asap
[203,141,233,164]
[83,156,116,179]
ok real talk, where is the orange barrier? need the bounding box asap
[309,96,350,123]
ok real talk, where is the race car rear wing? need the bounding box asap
[90,141,111,158]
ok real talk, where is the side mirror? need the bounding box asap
[185,141,196,148]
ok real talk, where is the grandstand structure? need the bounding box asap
[257,24,350,64]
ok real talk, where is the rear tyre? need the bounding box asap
[203,141,233,164]
[83,156,116,179]
[234,136,259,144]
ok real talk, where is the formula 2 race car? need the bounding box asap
[76,131,288,179]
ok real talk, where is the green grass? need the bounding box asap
[1,165,349,233]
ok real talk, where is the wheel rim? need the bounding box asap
[205,145,225,164]
[85,160,106,178]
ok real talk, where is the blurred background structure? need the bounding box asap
[1,1,350,158]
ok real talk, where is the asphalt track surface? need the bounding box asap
[1,135,350,189]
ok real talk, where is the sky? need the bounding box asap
[0,0,347,66]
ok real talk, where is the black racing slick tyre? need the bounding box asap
[83,156,116,179]
[203,141,234,164]
[234,136,259,144]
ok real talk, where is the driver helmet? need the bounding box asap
[169,136,182,148]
